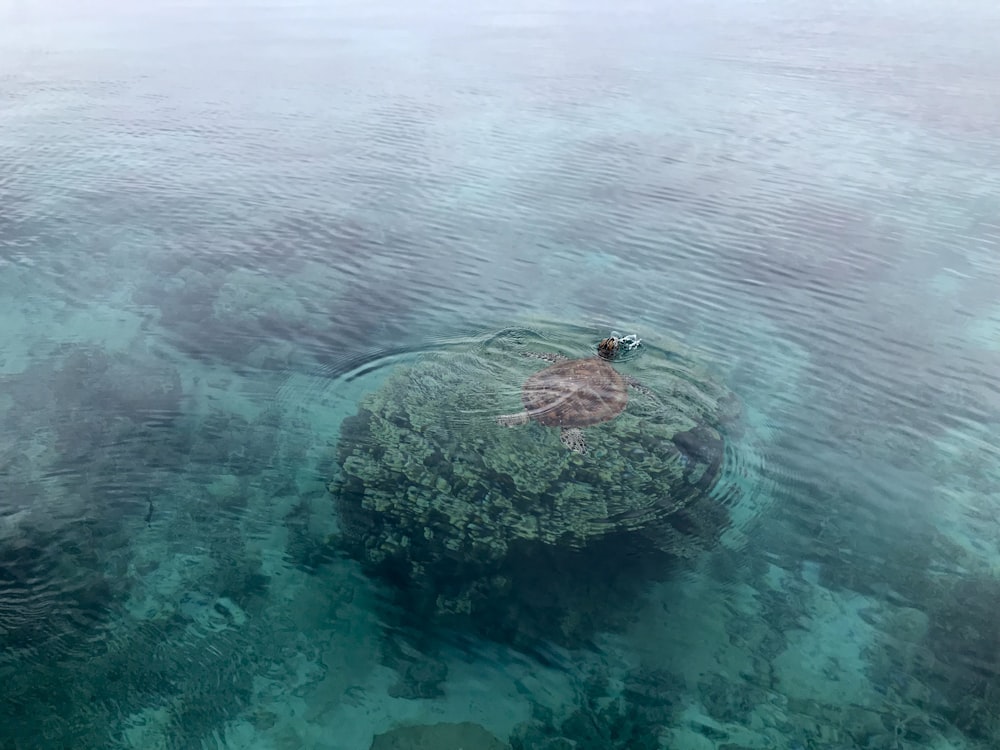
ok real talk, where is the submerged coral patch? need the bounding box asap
[330,327,742,646]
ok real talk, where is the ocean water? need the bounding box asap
[2,0,1000,747]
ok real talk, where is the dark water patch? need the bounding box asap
[897,575,1000,741]
[0,343,188,504]
[0,524,124,653]
[1,591,258,749]
[0,453,327,748]
[185,407,281,477]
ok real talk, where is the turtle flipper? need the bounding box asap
[496,411,531,427]
[560,427,588,454]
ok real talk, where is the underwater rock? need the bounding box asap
[370,721,508,750]
[330,326,741,645]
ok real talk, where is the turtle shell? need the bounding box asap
[521,357,628,428]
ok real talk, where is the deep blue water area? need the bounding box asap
[2,0,1000,748]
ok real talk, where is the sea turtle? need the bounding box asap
[496,336,654,454]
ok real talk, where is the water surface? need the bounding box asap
[2,0,1000,748]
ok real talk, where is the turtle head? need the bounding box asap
[597,337,620,360]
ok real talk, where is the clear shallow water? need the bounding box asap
[2,0,1000,747]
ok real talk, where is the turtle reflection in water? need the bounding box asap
[496,336,655,454]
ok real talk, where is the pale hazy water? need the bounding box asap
[2,0,1000,748]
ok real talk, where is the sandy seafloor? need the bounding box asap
[2,0,1000,748]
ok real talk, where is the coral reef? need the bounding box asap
[330,327,741,646]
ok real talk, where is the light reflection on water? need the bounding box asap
[1,0,1000,747]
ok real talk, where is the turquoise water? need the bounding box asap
[2,0,1000,747]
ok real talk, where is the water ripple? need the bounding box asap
[2,0,1000,747]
